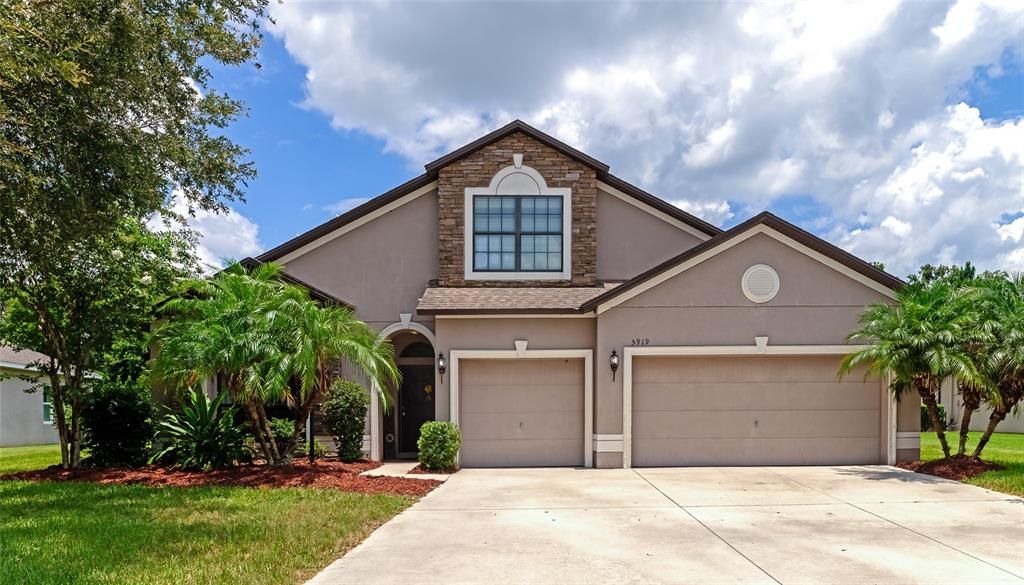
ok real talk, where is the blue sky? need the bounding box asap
[189,1,1024,277]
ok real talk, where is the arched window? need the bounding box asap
[400,342,434,358]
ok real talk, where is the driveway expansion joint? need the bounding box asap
[632,469,784,585]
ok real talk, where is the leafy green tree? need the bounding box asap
[0,220,194,467]
[152,262,398,465]
[0,0,267,468]
[970,274,1024,458]
[839,282,982,459]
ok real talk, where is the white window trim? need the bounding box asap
[620,342,886,469]
[464,164,572,281]
[42,387,53,425]
[596,223,898,313]
[449,348,593,467]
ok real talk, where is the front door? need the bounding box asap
[398,364,435,456]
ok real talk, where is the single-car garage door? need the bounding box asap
[631,355,882,466]
[459,358,584,467]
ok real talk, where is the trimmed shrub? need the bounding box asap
[81,381,153,467]
[268,417,294,456]
[151,389,251,471]
[417,421,461,471]
[921,404,948,431]
[322,379,370,462]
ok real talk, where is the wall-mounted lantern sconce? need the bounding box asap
[610,349,620,381]
[437,352,447,381]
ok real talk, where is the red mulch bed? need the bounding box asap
[408,464,458,475]
[2,459,440,497]
[897,456,1004,482]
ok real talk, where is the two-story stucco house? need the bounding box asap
[253,120,921,469]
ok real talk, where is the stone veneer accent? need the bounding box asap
[437,131,598,287]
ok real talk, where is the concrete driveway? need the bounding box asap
[308,466,1024,585]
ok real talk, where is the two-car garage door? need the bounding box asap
[631,355,883,467]
[459,358,584,467]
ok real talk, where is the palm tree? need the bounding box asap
[971,273,1024,458]
[264,281,399,459]
[151,261,398,465]
[152,262,288,463]
[839,282,981,459]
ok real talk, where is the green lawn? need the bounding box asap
[0,445,414,585]
[920,432,1024,497]
[0,444,62,474]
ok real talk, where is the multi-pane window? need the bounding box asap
[472,195,563,272]
[42,387,53,424]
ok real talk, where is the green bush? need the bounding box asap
[151,389,251,471]
[268,417,294,455]
[321,379,369,462]
[296,439,328,458]
[417,421,461,471]
[81,381,154,467]
[921,404,948,431]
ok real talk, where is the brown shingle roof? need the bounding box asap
[258,120,718,262]
[417,286,615,315]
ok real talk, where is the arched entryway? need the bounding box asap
[375,323,437,460]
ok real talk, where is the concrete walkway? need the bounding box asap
[308,466,1024,584]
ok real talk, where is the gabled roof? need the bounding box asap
[424,119,611,173]
[238,257,354,309]
[258,120,718,262]
[580,212,904,312]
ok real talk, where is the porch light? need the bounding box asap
[610,350,620,381]
[437,352,447,379]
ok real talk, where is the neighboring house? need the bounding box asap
[254,120,921,468]
[0,346,59,447]
[939,380,1024,434]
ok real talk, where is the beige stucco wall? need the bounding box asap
[595,233,894,437]
[596,189,704,281]
[0,371,59,447]
[282,189,439,331]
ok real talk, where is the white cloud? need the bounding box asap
[325,197,370,215]
[997,216,1024,243]
[153,192,263,271]
[669,199,735,226]
[881,216,913,238]
[270,0,1024,276]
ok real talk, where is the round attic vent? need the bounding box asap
[742,264,780,303]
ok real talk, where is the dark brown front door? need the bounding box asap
[398,364,435,456]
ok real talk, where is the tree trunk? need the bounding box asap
[957,384,981,457]
[255,402,283,465]
[244,401,275,463]
[918,377,951,458]
[48,372,71,469]
[972,410,1005,459]
[283,385,323,460]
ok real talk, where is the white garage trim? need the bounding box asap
[594,434,624,453]
[896,432,920,450]
[621,343,885,469]
[450,348,594,467]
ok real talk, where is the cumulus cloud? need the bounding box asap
[270,0,1024,276]
[325,197,371,215]
[153,192,263,272]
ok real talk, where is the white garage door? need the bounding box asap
[631,355,882,466]
[459,358,584,467]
